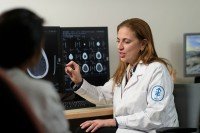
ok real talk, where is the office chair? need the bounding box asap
[156,83,200,133]
[0,68,44,132]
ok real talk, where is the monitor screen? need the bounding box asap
[27,26,110,102]
[60,27,110,101]
[27,26,65,92]
[184,33,200,77]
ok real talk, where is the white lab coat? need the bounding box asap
[75,61,179,133]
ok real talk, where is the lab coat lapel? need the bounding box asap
[121,74,126,91]
[124,63,146,91]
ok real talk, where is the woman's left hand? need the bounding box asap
[80,119,116,132]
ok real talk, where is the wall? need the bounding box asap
[0,0,200,83]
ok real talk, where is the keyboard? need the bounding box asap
[62,100,96,110]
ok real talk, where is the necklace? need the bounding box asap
[129,68,133,78]
[126,64,138,83]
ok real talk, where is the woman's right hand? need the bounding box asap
[65,61,82,84]
[80,119,117,132]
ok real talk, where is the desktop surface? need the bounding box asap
[64,105,113,119]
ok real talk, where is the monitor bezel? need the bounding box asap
[43,26,66,93]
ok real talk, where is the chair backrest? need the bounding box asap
[0,68,44,132]
[174,83,200,128]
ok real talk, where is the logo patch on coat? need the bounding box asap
[151,85,165,101]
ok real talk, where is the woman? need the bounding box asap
[0,8,71,133]
[65,18,179,133]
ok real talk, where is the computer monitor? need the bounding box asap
[27,26,110,104]
[61,27,110,101]
[183,33,200,83]
[27,26,65,92]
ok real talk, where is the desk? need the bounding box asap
[64,106,113,119]
[64,106,113,132]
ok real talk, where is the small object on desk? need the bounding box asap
[62,100,96,110]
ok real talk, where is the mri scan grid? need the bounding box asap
[61,27,110,92]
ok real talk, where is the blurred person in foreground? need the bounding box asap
[0,8,71,133]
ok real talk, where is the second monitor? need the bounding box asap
[61,27,110,91]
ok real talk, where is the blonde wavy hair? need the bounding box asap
[112,18,175,86]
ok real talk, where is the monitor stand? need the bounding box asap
[194,76,200,83]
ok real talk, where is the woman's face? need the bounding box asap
[117,26,144,65]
